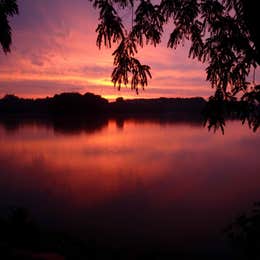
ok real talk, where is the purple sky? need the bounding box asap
[0,0,258,100]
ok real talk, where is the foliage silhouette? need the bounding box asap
[51,92,109,114]
[90,1,259,103]
[2,92,257,133]
[0,92,208,135]
[203,85,260,133]
[0,0,18,53]
[225,202,260,259]
[0,206,96,259]
[0,92,206,117]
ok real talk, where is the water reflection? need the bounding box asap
[0,114,203,135]
[0,116,109,135]
[0,117,259,258]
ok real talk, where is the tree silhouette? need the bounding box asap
[225,202,260,259]
[90,0,259,102]
[0,0,19,53]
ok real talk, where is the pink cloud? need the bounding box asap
[0,0,258,99]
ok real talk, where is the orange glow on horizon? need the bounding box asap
[0,0,223,99]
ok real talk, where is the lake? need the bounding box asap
[0,116,259,259]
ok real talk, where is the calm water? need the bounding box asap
[0,117,260,258]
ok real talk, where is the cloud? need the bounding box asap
[2,0,257,99]
[153,75,207,87]
[0,79,85,97]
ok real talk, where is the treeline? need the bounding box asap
[0,92,206,116]
[0,92,259,132]
[0,92,108,115]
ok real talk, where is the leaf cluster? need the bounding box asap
[0,0,18,53]
[225,202,260,259]
[90,0,259,100]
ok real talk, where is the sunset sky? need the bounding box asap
[0,0,259,100]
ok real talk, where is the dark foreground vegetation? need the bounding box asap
[1,204,260,260]
[0,207,234,260]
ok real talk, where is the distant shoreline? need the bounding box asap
[0,92,206,116]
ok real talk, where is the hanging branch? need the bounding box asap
[90,0,259,100]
